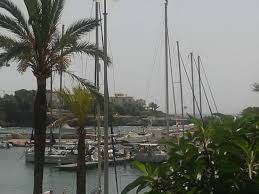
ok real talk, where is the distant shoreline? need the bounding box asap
[0,115,190,128]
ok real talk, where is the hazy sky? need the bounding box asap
[1,0,259,114]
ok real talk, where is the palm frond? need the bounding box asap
[41,0,53,40]
[0,43,31,67]
[0,0,31,36]
[50,0,65,27]
[62,71,103,103]
[48,113,75,129]
[51,19,98,53]
[64,18,98,40]
[24,0,43,48]
[24,0,41,25]
[57,87,93,124]
[62,42,112,65]
[0,13,26,38]
[37,0,60,54]
[63,42,97,55]
[0,35,20,50]
[17,62,30,73]
[0,0,111,83]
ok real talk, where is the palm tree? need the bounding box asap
[50,87,97,194]
[0,1,105,193]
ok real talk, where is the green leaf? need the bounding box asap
[220,161,240,173]
[132,160,148,175]
[136,183,148,194]
[121,176,147,194]
[187,187,198,194]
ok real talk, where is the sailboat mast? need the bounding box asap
[168,39,177,130]
[49,65,53,152]
[176,41,185,136]
[198,56,202,117]
[191,52,195,116]
[164,0,169,135]
[58,24,65,153]
[50,73,53,118]
[103,0,109,193]
[95,1,102,193]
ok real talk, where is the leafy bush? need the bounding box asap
[122,114,259,194]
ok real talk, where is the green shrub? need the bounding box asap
[122,114,259,194]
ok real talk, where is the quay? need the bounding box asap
[56,158,132,171]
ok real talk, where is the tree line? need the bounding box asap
[0,89,35,126]
[0,88,165,127]
[112,101,163,117]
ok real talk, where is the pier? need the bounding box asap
[56,158,132,171]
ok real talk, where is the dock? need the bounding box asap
[56,158,132,171]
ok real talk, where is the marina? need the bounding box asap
[0,147,140,194]
[0,125,172,193]
[0,0,257,193]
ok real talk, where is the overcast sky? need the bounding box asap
[1,0,259,114]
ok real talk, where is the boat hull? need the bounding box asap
[134,153,168,163]
[25,153,77,164]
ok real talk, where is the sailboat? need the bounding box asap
[25,146,77,164]
[132,0,172,163]
[24,129,79,164]
[24,125,79,164]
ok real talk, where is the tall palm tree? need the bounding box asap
[0,1,105,193]
[51,87,97,194]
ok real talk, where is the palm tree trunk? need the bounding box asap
[77,127,86,194]
[33,77,47,194]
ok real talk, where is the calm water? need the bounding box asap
[0,148,140,194]
[1,126,144,135]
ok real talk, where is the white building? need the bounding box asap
[110,93,134,106]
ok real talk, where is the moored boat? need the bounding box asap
[117,131,152,144]
[133,143,168,163]
[25,147,77,164]
[0,141,12,149]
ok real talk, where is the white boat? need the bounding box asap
[144,123,196,141]
[133,143,168,163]
[0,141,12,149]
[25,147,77,164]
[146,128,168,141]
[117,131,152,144]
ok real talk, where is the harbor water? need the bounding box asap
[0,148,140,194]
[0,126,144,194]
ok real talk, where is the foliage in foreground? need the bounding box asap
[122,114,259,194]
